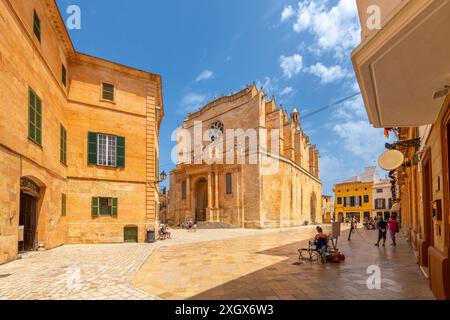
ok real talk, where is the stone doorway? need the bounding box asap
[19,193,38,251]
[19,177,41,252]
[195,178,208,222]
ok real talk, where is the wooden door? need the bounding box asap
[19,193,37,251]
[195,179,208,222]
[124,226,138,243]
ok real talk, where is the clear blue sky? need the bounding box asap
[56,0,390,195]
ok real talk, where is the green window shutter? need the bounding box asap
[33,10,41,41]
[61,194,66,217]
[102,83,114,101]
[35,97,42,145]
[111,198,118,217]
[62,65,67,87]
[60,125,67,165]
[117,136,125,168]
[28,88,42,146]
[91,197,99,217]
[88,132,98,165]
[28,89,36,142]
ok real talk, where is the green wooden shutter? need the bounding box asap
[28,88,42,146]
[117,136,125,168]
[111,198,118,217]
[91,197,99,217]
[88,132,97,165]
[61,194,66,217]
[62,64,67,87]
[28,89,36,142]
[60,125,67,165]
[35,97,42,145]
[33,10,41,41]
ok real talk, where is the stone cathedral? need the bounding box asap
[168,84,322,229]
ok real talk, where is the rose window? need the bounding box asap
[208,121,224,142]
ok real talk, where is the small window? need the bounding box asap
[181,181,186,200]
[376,188,383,193]
[33,10,41,41]
[61,194,66,217]
[28,88,42,146]
[337,197,342,205]
[98,134,117,167]
[60,125,67,165]
[62,65,67,87]
[102,83,114,101]
[88,132,125,168]
[350,196,355,207]
[92,197,118,217]
[364,195,369,203]
[226,173,232,194]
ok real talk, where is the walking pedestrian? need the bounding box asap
[387,216,399,246]
[375,217,388,247]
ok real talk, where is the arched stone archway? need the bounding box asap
[19,177,43,251]
[195,178,208,222]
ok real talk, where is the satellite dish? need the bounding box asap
[378,150,405,171]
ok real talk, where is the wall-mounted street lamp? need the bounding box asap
[157,171,167,184]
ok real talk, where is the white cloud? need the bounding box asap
[195,70,214,82]
[287,0,360,59]
[178,93,207,114]
[256,77,277,96]
[279,54,303,79]
[333,120,387,162]
[306,63,349,84]
[280,86,294,96]
[335,94,367,120]
[281,5,295,22]
[320,153,354,184]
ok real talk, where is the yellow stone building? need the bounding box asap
[334,182,373,222]
[333,167,379,222]
[352,0,450,299]
[0,0,163,264]
[168,85,322,229]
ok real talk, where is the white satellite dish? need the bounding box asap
[378,150,405,171]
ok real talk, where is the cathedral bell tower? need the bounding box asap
[291,108,300,129]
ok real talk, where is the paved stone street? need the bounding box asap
[0,226,434,300]
[133,227,434,300]
[0,244,158,300]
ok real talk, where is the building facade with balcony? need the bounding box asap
[0,0,163,264]
[353,0,450,299]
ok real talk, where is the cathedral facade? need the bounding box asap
[168,85,322,229]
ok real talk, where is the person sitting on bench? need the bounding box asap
[161,224,171,239]
[314,227,329,251]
